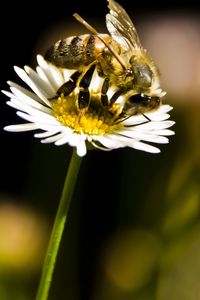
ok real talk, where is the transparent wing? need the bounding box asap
[106,0,142,51]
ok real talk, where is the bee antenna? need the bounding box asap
[142,113,151,122]
[73,13,127,71]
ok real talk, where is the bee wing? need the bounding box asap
[106,0,142,51]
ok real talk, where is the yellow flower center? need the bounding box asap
[51,94,123,135]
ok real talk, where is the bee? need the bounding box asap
[45,0,165,117]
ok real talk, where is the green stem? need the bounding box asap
[36,149,83,300]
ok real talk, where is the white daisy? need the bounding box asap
[3,55,175,157]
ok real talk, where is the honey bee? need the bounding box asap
[45,0,165,117]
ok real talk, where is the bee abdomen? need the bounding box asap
[45,36,85,69]
[45,35,95,69]
[45,34,111,70]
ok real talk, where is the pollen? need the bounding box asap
[51,94,123,135]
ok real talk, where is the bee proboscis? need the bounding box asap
[45,0,165,117]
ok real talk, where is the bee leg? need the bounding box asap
[48,71,81,100]
[123,113,151,127]
[56,71,81,96]
[101,78,109,106]
[114,112,132,124]
[78,64,96,109]
[109,89,125,104]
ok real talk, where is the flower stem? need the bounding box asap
[36,149,82,300]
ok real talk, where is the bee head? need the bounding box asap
[129,56,153,88]
[121,63,153,91]
[124,93,161,116]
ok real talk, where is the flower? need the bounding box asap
[3,55,174,157]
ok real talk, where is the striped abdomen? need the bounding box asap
[45,34,112,69]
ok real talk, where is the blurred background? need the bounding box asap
[1,0,200,299]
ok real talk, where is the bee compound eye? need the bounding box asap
[128,94,151,104]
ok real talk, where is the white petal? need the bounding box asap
[36,66,64,92]
[89,68,104,93]
[54,131,73,146]
[6,100,22,110]
[9,87,51,112]
[154,129,175,136]
[64,134,87,156]
[76,138,87,157]
[145,113,170,122]
[122,114,147,126]
[41,132,66,144]
[2,90,16,98]
[16,111,36,123]
[14,66,51,106]
[7,81,43,103]
[132,141,160,153]
[97,135,123,149]
[37,55,48,69]
[24,66,55,96]
[4,123,38,132]
[105,133,161,153]
[36,66,51,84]
[37,55,64,90]
[11,98,52,120]
[49,66,65,88]
[135,120,175,131]
[155,104,173,114]
[16,110,59,125]
[117,130,169,144]
[68,133,81,147]
[34,131,59,138]
[35,123,63,132]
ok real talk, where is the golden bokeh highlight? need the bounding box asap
[103,229,160,291]
[0,198,49,273]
